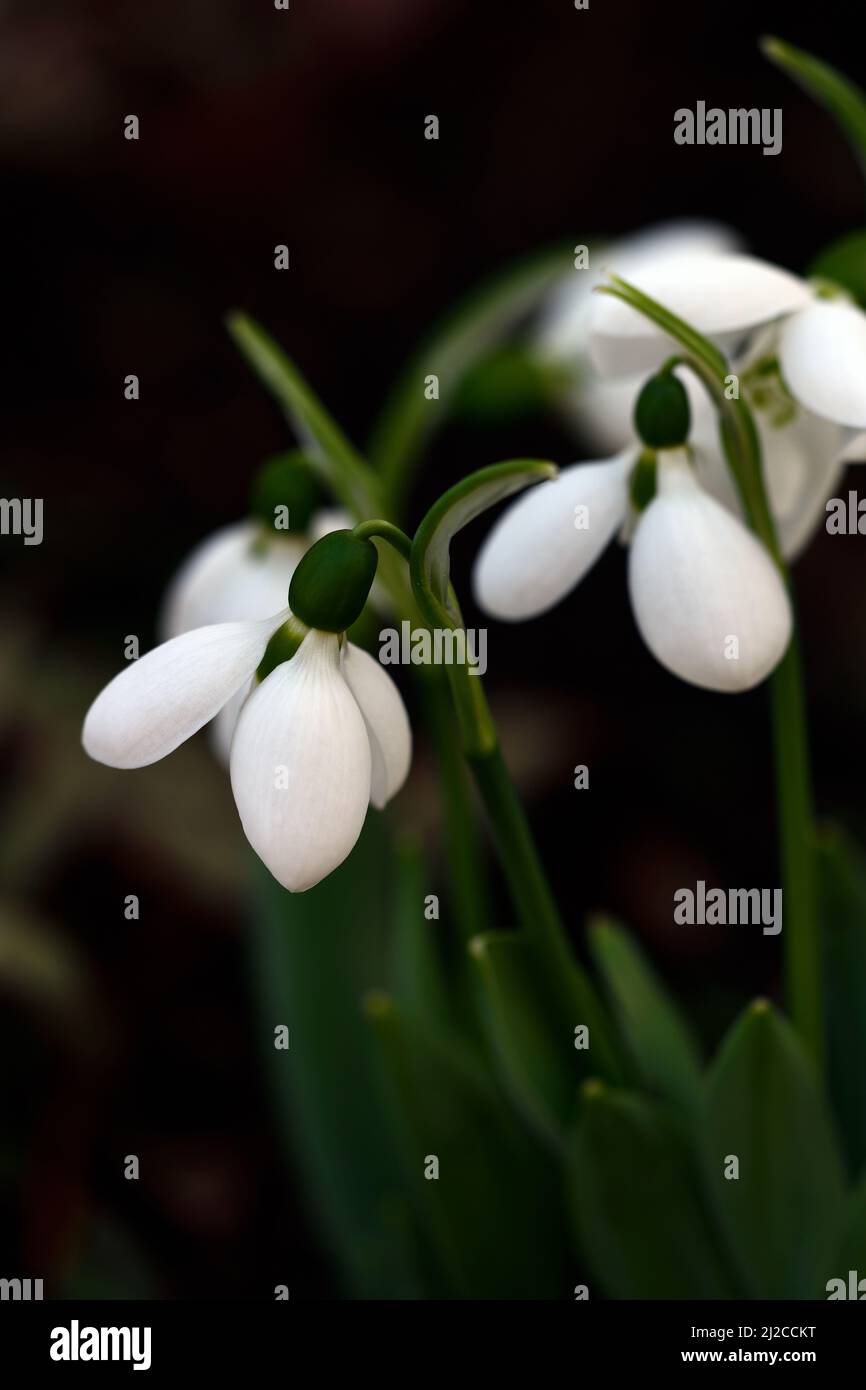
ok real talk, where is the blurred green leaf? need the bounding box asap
[818,823,866,1173]
[568,1085,739,1299]
[762,37,866,181]
[703,1000,845,1298]
[368,245,573,515]
[249,817,424,1299]
[365,991,566,1299]
[226,312,382,519]
[469,931,579,1147]
[589,917,703,1115]
[828,1170,866,1295]
[388,832,451,1032]
[809,230,866,306]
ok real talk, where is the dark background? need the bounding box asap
[2,0,865,1298]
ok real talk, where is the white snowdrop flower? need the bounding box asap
[83,530,412,892]
[535,220,743,452]
[590,250,866,429]
[474,398,791,692]
[628,450,792,692]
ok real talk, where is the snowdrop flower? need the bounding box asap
[534,219,743,452]
[474,374,792,692]
[83,531,411,892]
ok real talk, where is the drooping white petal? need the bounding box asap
[591,255,812,377]
[628,453,792,692]
[535,220,743,364]
[83,610,288,769]
[694,409,847,560]
[229,630,372,892]
[473,454,631,620]
[340,643,411,808]
[779,300,866,428]
[160,523,304,639]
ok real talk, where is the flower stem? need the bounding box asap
[598,277,824,1066]
[769,632,822,1065]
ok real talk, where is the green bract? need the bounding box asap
[289,530,378,632]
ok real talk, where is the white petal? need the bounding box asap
[536,220,743,363]
[160,523,304,639]
[473,454,631,620]
[159,522,259,639]
[591,255,812,377]
[340,643,412,808]
[83,610,288,769]
[780,300,866,428]
[230,631,371,892]
[628,454,792,692]
[308,508,354,543]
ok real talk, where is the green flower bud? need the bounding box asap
[250,452,327,534]
[289,530,378,632]
[634,371,690,449]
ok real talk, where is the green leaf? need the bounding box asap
[388,832,451,1032]
[827,1171,866,1297]
[368,245,573,515]
[809,230,866,306]
[818,823,866,1172]
[589,917,703,1115]
[365,991,567,1299]
[248,818,424,1299]
[762,37,866,180]
[568,1085,739,1299]
[703,1000,845,1298]
[410,458,556,619]
[468,931,580,1147]
[226,312,382,518]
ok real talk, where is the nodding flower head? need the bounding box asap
[474,444,792,693]
[83,533,411,891]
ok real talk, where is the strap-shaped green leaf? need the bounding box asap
[762,37,866,180]
[249,821,423,1299]
[226,311,381,518]
[589,917,703,1115]
[703,999,845,1298]
[365,992,567,1299]
[818,823,866,1172]
[568,1086,740,1299]
[469,931,581,1148]
[810,230,866,306]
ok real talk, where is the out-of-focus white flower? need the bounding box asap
[83,620,411,892]
[534,220,743,452]
[474,447,791,693]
